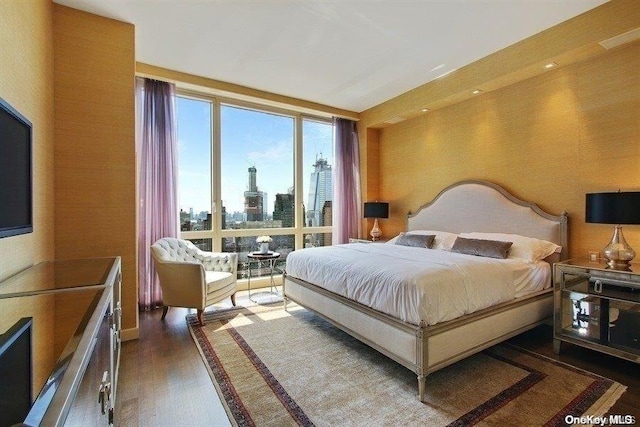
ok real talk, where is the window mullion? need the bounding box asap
[294,114,304,250]
[213,97,222,251]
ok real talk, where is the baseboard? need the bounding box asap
[121,326,139,341]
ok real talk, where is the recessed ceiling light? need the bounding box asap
[544,62,558,69]
[385,116,406,124]
[599,27,640,50]
[421,108,430,113]
[472,89,483,95]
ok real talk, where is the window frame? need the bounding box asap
[176,89,334,256]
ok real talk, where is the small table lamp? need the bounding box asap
[364,202,389,241]
[586,191,640,269]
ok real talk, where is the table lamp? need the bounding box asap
[364,202,389,241]
[586,191,640,269]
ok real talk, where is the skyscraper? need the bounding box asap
[179,209,191,231]
[306,156,332,227]
[244,166,265,221]
[274,190,296,249]
[273,192,295,227]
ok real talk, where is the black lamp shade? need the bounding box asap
[364,202,389,219]
[586,192,640,225]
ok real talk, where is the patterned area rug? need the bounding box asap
[187,303,626,426]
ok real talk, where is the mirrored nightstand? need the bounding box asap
[553,257,640,363]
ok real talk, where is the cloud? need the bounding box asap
[246,139,293,163]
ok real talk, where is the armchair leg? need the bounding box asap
[161,306,169,320]
[231,292,237,307]
[197,309,204,326]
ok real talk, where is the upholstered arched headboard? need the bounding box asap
[407,180,568,260]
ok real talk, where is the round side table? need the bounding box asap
[247,251,282,304]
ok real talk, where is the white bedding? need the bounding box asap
[285,243,550,326]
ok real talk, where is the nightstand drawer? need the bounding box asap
[589,277,640,295]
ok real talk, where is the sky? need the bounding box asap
[176,97,333,215]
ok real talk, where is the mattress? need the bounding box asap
[285,243,550,326]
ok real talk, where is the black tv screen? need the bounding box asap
[0,317,33,425]
[0,97,33,238]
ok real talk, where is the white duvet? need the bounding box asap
[285,243,550,326]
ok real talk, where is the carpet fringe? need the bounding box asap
[585,382,628,419]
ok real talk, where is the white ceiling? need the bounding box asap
[54,0,608,112]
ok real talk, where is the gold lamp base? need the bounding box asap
[369,218,382,241]
[603,225,635,270]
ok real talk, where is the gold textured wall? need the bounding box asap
[53,5,138,335]
[0,0,56,400]
[0,0,55,279]
[368,41,640,259]
[358,1,640,258]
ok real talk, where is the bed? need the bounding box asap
[283,180,568,402]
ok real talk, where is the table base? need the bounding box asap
[249,290,283,305]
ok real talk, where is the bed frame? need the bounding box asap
[283,180,568,402]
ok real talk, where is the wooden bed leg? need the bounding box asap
[418,374,426,403]
[161,306,169,320]
[553,338,561,355]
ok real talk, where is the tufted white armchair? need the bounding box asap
[151,237,238,325]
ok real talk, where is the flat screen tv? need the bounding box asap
[0,97,33,238]
[0,317,33,425]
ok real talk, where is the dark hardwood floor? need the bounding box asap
[115,292,639,426]
[116,300,233,426]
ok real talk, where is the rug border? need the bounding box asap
[506,343,628,419]
[586,382,627,421]
[187,307,244,427]
[188,306,628,426]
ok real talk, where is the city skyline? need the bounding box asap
[176,97,333,215]
[181,157,333,225]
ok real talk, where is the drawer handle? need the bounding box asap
[594,279,603,293]
[98,370,111,415]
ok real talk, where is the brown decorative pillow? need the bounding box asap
[395,233,435,248]
[450,237,513,259]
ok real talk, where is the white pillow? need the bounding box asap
[459,232,561,262]
[386,230,459,251]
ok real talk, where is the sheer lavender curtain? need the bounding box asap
[136,78,179,311]
[332,118,361,244]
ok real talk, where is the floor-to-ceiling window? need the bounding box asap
[176,93,334,281]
